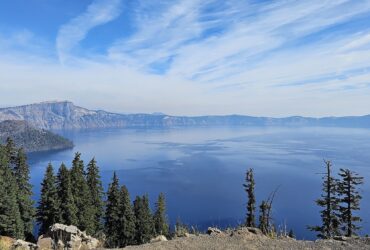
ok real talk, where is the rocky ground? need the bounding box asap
[117,228,370,250]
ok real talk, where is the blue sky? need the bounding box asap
[1,0,370,116]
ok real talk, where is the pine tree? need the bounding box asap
[259,200,269,234]
[153,193,169,237]
[118,185,136,247]
[0,146,24,239]
[57,163,77,226]
[70,152,94,233]
[86,158,104,235]
[105,172,121,248]
[243,168,256,227]
[134,195,154,244]
[309,160,340,238]
[337,168,364,237]
[37,163,60,235]
[14,148,35,241]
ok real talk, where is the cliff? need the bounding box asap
[0,101,370,130]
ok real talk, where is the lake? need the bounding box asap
[28,126,370,240]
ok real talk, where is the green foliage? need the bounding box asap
[37,163,60,235]
[337,168,364,237]
[309,161,341,238]
[118,185,136,247]
[0,144,24,239]
[57,163,78,226]
[243,168,256,227]
[86,158,104,235]
[134,195,154,244]
[14,148,35,241]
[70,152,94,234]
[105,172,122,248]
[153,193,169,237]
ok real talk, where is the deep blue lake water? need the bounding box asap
[28,127,370,240]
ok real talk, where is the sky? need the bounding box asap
[1,0,370,117]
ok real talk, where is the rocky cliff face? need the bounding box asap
[0,101,370,130]
[0,120,73,152]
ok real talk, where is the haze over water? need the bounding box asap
[28,126,370,240]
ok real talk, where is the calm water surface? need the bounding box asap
[28,127,370,239]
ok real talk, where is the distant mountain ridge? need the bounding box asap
[0,120,73,152]
[0,101,369,129]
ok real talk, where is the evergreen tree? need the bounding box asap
[86,158,104,235]
[5,137,17,167]
[70,152,94,233]
[243,168,256,227]
[0,146,24,239]
[134,195,154,244]
[337,168,364,237]
[258,200,269,234]
[118,185,136,247]
[105,172,121,248]
[37,163,60,235]
[57,163,77,226]
[153,193,169,237]
[309,160,340,238]
[14,148,35,241]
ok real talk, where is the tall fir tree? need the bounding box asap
[14,148,35,241]
[105,172,122,248]
[309,160,340,238]
[37,163,60,235]
[243,168,256,227]
[0,146,24,239]
[153,193,169,237]
[70,152,94,234]
[337,168,364,237]
[86,158,104,235]
[134,195,154,244]
[118,185,136,247]
[57,163,78,226]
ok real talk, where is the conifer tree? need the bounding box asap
[118,185,136,247]
[243,168,256,227]
[134,195,154,244]
[70,152,94,233]
[309,160,340,238]
[0,146,24,239]
[259,200,269,234]
[37,163,60,235]
[57,163,77,226]
[337,168,364,237]
[14,148,35,240]
[153,193,169,237]
[86,158,104,235]
[105,172,121,248]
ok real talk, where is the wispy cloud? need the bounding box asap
[56,0,123,64]
[1,0,370,116]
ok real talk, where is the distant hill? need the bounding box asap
[0,120,73,152]
[0,101,369,129]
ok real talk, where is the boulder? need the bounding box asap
[150,235,168,243]
[37,223,99,250]
[207,227,223,236]
[13,239,38,250]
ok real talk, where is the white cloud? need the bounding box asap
[56,0,123,64]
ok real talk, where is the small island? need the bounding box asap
[0,120,73,153]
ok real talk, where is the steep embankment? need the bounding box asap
[0,120,73,152]
[1,101,370,130]
[122,228,370,250]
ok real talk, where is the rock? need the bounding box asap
[37,235,53,250]
[150,235,168,243]
[38,223,99,250]
[246,227,264,236]
[13,239,38,250]
[0,236,15,249]
[207,227,223,235]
